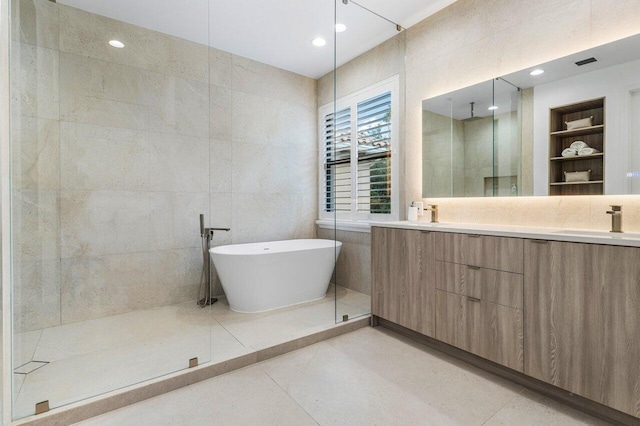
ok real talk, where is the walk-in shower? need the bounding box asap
[0,0,398,421]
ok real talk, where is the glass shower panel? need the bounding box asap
[333,0,403,323]
[492,78,522,196]
[9,0,211,419]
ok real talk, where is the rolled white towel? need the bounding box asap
[570,140,588,150]
[561,147,578,157]
[578,147,599,156]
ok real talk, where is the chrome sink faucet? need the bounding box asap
[425,204,439,223]
[606,205,622,233]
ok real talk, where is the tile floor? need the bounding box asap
[77,327,611,426]
[12,285,370,420]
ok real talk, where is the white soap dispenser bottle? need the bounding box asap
[408,201,419,221]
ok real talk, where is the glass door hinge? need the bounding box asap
[35,400,50,415]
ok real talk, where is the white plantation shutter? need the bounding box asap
[318,76,398,222]
[356,91,391,214]
[323,106,352,213]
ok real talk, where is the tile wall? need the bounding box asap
[10,0,317,331]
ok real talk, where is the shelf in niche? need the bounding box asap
[549,180,604,186]
[550,153,604,162]
[550,125,604,137]
[548,97,605,196]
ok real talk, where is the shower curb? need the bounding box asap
[13,316,371,426]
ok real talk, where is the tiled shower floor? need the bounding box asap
[12,285,370,420]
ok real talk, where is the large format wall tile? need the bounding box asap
[591,0,640,45]
[61,248,201,323]
[232,54,316,107]
[405,0,577,71]
[148,247,203,308]
[210,139,232,193]
[231,91,315,146]
[232,142,315,195]
[11,115,60,190]
[11,0,59,49]
[58,4,209,83]
[60,122,150,191]
[149,132,209,193]
[317,34,405,106]
[210,85,232,140]
[490,0,592,78]
[149,192,208,251]
[183,246,205,291]
[147,77,209,138]
[60,190,150,258]
[59,52,209,137]
[13,189,60,262]
[210,47,232,89]
[10,43,59,119]
[316,228,371,295]
[210,192,232,229]
[59,52,149,130]
[135,247,201,310]
[14,259,61,332]
[232,192,315,244]
[335,241,371,295]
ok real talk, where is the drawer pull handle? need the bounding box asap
[468,234,481,238]
[531,240,549,244]
[467,296,481,303]
[421,230,431,234]
[467,265,481,270]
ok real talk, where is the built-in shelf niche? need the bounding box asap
[548,97,605,196]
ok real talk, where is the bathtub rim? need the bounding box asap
[209,238,342,256]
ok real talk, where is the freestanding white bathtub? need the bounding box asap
[210,239,341,313]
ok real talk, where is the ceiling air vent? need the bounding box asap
[575,57,598,66]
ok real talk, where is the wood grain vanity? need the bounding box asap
[372,225,640,420]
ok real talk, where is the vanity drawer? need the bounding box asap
[435,290,524,372]
[435,232,467,264]
[435,232,524,274]
[468,235,524,273]
[435,261,523,309]
[435,290,483,356]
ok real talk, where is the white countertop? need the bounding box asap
[369,221,640,248]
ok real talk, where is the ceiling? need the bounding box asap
[57,0,457,79]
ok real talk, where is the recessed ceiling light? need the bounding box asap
[530,68,544,76]
[109,40,125,48]
[335,24,347,33]
[312,37,326,47]
[488,105,499,111]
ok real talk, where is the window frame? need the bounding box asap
[318,75,400,222]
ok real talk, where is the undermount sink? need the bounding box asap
[552,229,640,239]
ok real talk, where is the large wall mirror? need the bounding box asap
[422,33,640,197]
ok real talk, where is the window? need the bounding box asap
[319,76,399,222]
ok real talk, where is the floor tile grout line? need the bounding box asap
[212,316,249,350]
[12,328,44,402]
[13,292,370,418]
[32,329,44,362]
[261,368,321,426]
[480,387,527,425]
